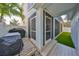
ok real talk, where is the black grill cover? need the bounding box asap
[0,33,23,56]
[8,28,26,38]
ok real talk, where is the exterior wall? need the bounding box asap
[71,7,79,55]
[0,4,28,38]
[0,23,27,37]
[27,6,54,50]
[27,4,63,50]
[22,4,28,37]
[0,23,8,37]
[62,27,71,32]
[27,6,44,50]
[30,8,44,50]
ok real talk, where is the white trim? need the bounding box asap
[27,3,35,11]
[43,9,53,17]
[45,38,52,45]
[54,32,63,40]
[27,8,36,18]
[30,16,37,21]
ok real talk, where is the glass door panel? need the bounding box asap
[45,16,52,44]
[55,19,60,36]
[30,17,36,40]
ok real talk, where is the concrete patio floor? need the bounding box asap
[48,43,77,56]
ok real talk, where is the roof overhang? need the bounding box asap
[33,3,77,17]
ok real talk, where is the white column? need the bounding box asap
[36,8,43,50]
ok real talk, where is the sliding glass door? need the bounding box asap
[30,17,36,40]
[43,11,53,44]
[45,16,52,44]
[28,12,36,40]
[55,19,60,36]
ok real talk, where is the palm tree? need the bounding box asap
[0,3,24,22]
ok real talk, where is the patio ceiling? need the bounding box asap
[33,3,77,17]
[32,3,78,21]
[43,3,77,16]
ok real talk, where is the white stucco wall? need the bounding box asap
[0,23,27,37]
[0,23,8,37]
[71,8,79,55]
[62,27,71,32]
[22,4,28,37]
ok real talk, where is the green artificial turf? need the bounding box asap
[56,32,75,48]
